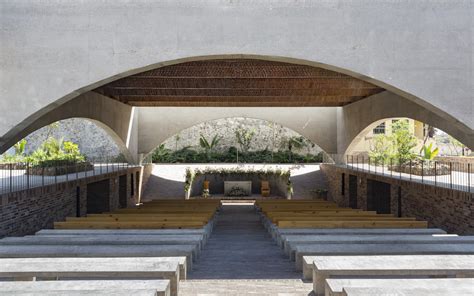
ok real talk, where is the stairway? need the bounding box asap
[179,202,312,295]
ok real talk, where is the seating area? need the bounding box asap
[0,199,221,296]
[257,199,474,296]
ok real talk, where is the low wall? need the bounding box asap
[191,173,287,197]
[141,164,327,200]
[0,167,141,238]
[321,164,473,235]
[436,156,474,173]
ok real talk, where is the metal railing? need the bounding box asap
[0,159,138,195]
[324,154,473,193]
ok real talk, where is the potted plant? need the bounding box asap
[286,180,293,200]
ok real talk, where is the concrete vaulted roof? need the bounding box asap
[93,59,385,107]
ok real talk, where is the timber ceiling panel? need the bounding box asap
[94,59,385,107]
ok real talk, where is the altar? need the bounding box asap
[224,181,252,197]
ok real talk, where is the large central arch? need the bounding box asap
[1,55,473,163]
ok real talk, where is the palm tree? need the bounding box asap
[199,134,222,161]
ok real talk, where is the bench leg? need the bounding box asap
[313,270,327,296]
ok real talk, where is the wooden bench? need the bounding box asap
[295,243,474,272]
[0,244,195,270]
[311,255,474,295]
[0,280,170,296]
[325,278,474,296]
[54,221,206,229]
[0,257,182,296]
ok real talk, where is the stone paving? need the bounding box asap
[179,202,313,296]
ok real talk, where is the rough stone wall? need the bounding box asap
[321,164,473,235]
[22,118,122,160]
[0,167,141,238]
[161,117,323,155]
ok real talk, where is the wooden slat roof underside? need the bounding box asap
[94,59,385,107]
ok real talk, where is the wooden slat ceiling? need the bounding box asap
[94,59,385,107]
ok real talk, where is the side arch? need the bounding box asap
[0,92,137,163]
[340,91,474,155]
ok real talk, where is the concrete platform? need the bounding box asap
[0,234,205,252]
[270,226,447,245]
[311,255,474,296]
[0,257,180,296]
[0,280,170,296]
[294,243,474,271]
[341,286,474,296]
[325,278,474,296]
[283,234,470,255]
[0,244,196,270]
[5,289,160,296]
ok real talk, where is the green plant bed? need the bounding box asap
[388,162,450,176]
[27,162,93,176]
[0,163,28,170]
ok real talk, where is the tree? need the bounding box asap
[287,136,306,162]
[369,134,395,164]
[235,127,255,154]
[422,143,439,160]
[199,134,222,161]
[391,120,417,164]
[13,139,27,157]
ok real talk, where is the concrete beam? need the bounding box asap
[137,107,338,155]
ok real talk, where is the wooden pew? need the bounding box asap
[54,221,205,229]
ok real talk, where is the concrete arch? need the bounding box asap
[136,106,337,157]
[340,91,474,155]
[3,53,471,152]
[2,0,473,151]
[0,92,137,163]
[143,115,328,158]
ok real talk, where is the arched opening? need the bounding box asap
[0,118,132,164]
[148,116,328,164]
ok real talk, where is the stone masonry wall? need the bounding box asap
[0,167,141,238]
[161,117,323,155]
[321,164,473,235]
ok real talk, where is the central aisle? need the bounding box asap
[179,202,312,296]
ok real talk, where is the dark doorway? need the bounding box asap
[119,175,127,208]
[86,179,110,214]
[130,173,135,196]
[75,186,81,217]
[367,179,391,214]
[341,173,345,196]
[348,175,358,209]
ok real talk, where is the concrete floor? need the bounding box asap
[179,202,313,296]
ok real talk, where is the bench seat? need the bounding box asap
[295,243,474,272]
[311,255,474,296]
[0,244,195,270]
[0,234,205,252]
[0,257,181,296]
[0,280,170,296]
[284,234,471,258]
[325,278,474,296]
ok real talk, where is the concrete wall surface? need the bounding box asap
[1,0,473,155]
